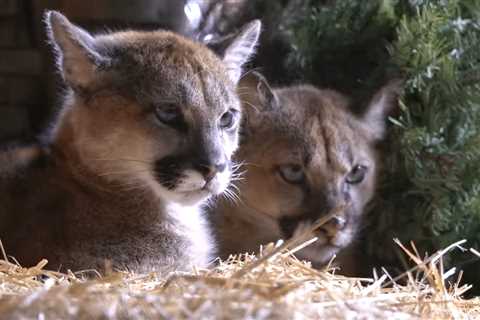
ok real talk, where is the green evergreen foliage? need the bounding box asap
[269,0,480,285]
[284,0,398,94]
[376,0,480,282]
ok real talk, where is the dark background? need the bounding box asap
[0,0,207,143]
[2,0,373,144]
[0,0,338,144]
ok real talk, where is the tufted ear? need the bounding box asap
[208,20,262,84]
[238,71,279,135]
[247,71,277,111]
[239,71,278,113]
[45,10,108,91]
[362,79,403,141]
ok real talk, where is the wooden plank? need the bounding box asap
[0,0,20,16]
[59,0,179,25]
[0,76,43,105]
[0,49,43,75]
[0,18,30,48]
[0,105,30,138]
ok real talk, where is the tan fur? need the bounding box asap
[211,73,399,272]
[0,12,261,274]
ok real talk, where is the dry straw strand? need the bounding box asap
[1,218,479,319]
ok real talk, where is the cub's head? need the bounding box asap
[237,73,399,266]
[45,11,260,205]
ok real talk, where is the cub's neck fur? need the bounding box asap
[211,73,400,273]
[0,11,261,274]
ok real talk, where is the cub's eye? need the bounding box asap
[219,109,239,129]
[346,165,367,184]
[155,104,181,125]
[278,164,305,184]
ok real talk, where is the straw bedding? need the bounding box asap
[0,234,479,320]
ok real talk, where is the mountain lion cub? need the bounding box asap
[211,73,399,270]
[0,11,261,273]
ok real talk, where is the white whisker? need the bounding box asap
[97,169,151,177]
[89,157,151,165]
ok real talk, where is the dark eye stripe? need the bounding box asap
[154,104,188,132]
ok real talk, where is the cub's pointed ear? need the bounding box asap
[45,10,107,91]
[362,79,403,141]
[239,71,277,112]
[238,71,278,132]
[209,20,262,84]
[255,72,277,111]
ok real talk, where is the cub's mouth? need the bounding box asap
[153,157,232,204]
[278,210,355,266]
[177,168,231,195]
[295,243,342,268]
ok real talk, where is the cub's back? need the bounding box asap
[0,147,69,262]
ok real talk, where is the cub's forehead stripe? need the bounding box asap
[173,70,230,112]
[309,116,352,171]
[178,79,203,106]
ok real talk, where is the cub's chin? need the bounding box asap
[292,227,356,268]
[295,244,341,269]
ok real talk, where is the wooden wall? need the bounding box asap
[0,0,187,143]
